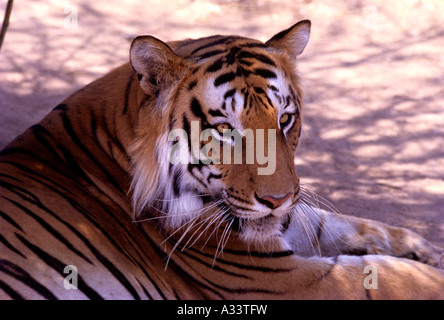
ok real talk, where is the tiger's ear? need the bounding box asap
[130,36,186,94]
[265,20,311,61]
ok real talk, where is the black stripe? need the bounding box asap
[0,174,143,300]
[231,95,237,112]
[199,49,226,60]
[0,233,26,259]
[188,80,197,90]
[253,87,273,109]
[30,125,97,186]
[137,224,218,299]
[182,114,192,155]
[115,236,166,300]
[212,247,294,258]
[226,46,241,64]
[256,95,270,110]
[0,279,25,300]
[227,193,253,205]
[0,160,90,205]
[214,72,237,87]
[264,94,274,109]
[90,109,130,169]
[187,164,207,188]
[205,57,224,73]
[32,134,92,187]
[223,88,236,100]
[208,109,226,118]
[60,112,124,195]
[365,287,372,300]
[97,108,128,163]
[136,278,153,300]
[123,72,135,114]
[284,95,291,109]
[237,65,251,78]
[0,172,22,182]
[190,36,241,55]
[53,103,68,111]
[254,68,277,79]
[15,234,104,300]
[239,42,266,49]
[243,90,250,109]
[253,86,265,94]
[237,59,253,67]
[173,243,251,280]
[295,93,302,107]
[185,244,295,272]
[90,111,98,143]
[4,197,93,264]
[30,125,65,162]
[0,209,24,231]
[289,85,297,101]
[190,98,209,125]
[236,51,276,66]
[207,173,222,184]
[172,170,181,196]
[268,85,279,92]
[0,148,60,181]
[273,92,283,104]
[0,259,58,300]
[190,65,201,75]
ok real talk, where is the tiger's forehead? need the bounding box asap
[180,36,295,115]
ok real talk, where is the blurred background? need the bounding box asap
[1,0,443,246]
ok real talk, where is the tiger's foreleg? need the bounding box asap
[285,207,444,268]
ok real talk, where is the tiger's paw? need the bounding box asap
[356,224,444,269]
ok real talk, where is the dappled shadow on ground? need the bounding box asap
[296,14,444,245]
[1,0,443,245]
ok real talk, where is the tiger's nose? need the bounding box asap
[255,193,292,209]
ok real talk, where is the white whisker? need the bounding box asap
[164,216,200,271]
[181,208,224,251]
[212,213,232,267]
[201,207,230,249]
[294,203,322,256]
[298,185,355,253]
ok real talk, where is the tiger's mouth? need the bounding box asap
[196,191,298,242]
[216,197,297,239]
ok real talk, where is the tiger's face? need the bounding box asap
[129,21,310,244]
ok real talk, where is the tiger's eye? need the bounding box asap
[280,113,289,125]
[216,123,230,134]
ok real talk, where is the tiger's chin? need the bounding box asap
[230,212,292,245]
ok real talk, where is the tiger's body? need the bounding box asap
[1,21,443,299]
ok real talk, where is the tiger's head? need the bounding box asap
[129,21,310,244]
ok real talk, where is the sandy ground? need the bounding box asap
[1,0,443,246]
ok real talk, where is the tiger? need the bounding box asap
[1,20,443,300]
